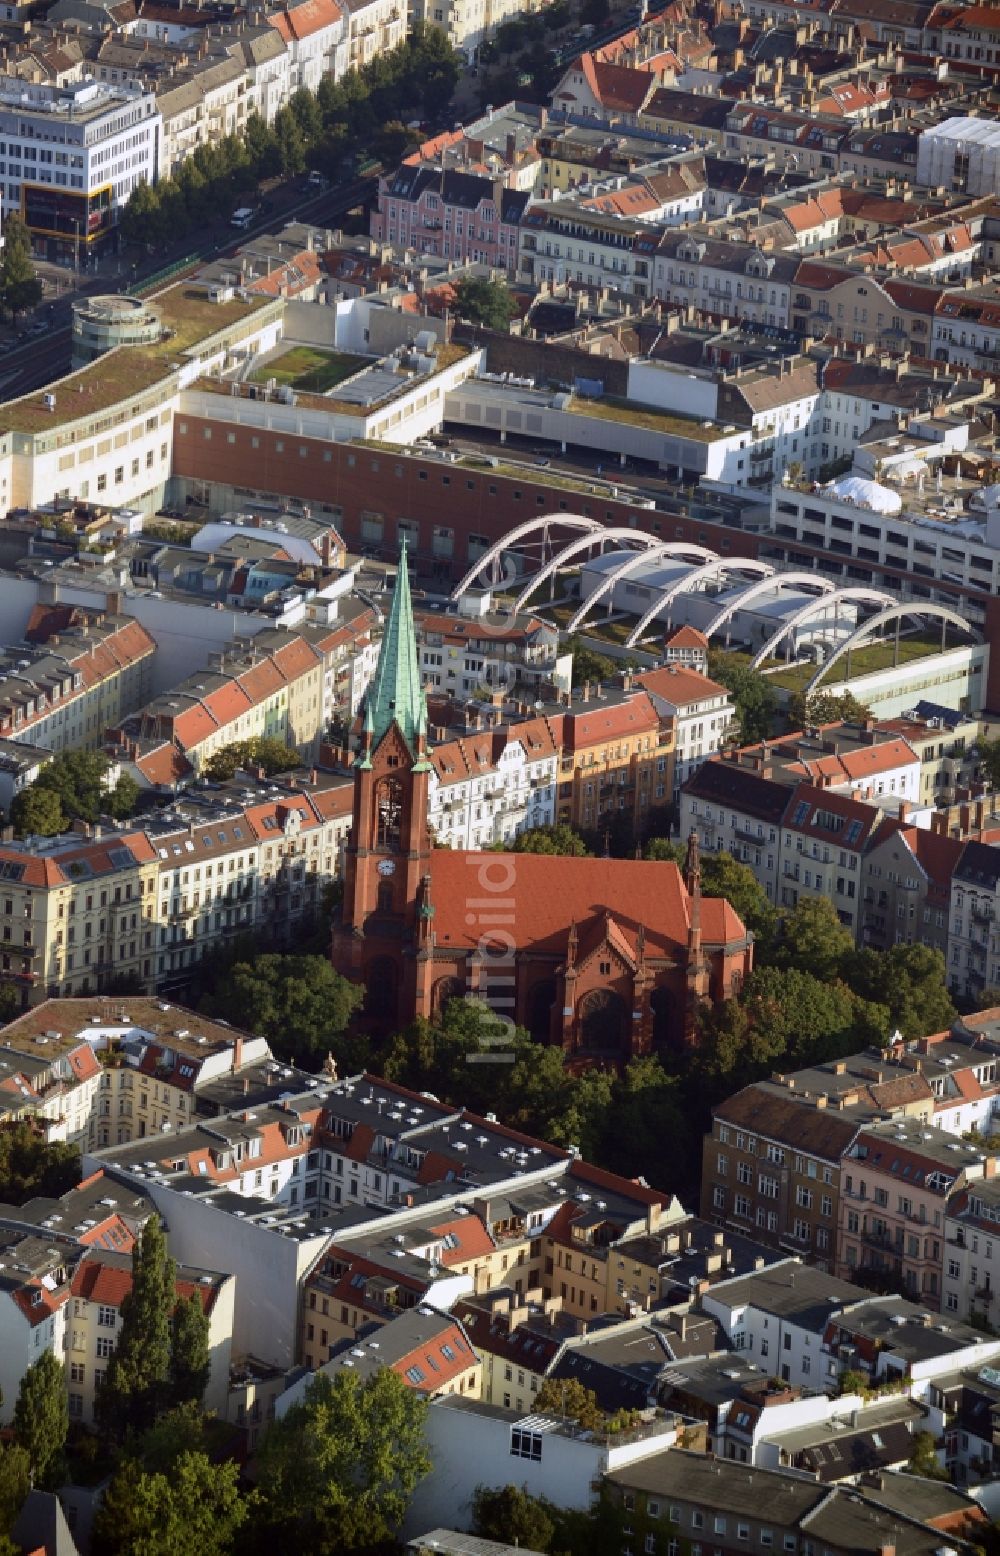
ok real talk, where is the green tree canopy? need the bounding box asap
[788,688,873,729]
[0,1123,79,1203]
[702,852,777,946]
[707,655,776,745]
[254,1368,430,1553]
[169,1293,210,1410]
[12,1351,68,1488]
[0,216,42,319]
[907,1429,948,1481]
[202,737,301,782]
[473,1485,556,1552]
[842,943,955,1039]
[506,823,589,856]
[199,954,363,1068]
[10,750,139,837]
[0,1444,29,1547]
[772,895,854,982]
[98,1216,176,1442]
[452,277,518,331]
[566,635,615,687]
[534,1376,605,1430]
[92,1451,247,1556]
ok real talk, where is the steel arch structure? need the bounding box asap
[623,559,776,649]
[565,541,719,632]
[802,603,976,694]
[749,588,896,670]
[512,528,674,615]
[449,514,602,600]
[702,572,838,642]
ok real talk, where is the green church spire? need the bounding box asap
[360,539,429,764]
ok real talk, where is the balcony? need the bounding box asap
[976,1286,995,1304]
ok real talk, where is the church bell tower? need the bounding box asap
[334,541,433,1004]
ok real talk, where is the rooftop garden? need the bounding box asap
[572,394,727,442]
[249,346,368,393]
[762,632,949,692]
[0,285,274,437]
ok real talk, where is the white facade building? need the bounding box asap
[427,724,559,850]
[0,76,161,260]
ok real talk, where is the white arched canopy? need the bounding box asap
[749,588,896,669]
[449,513,602,600]
[803,603,977,694]
[623,559,776,649]
[702,573,838,642]
[513,528,671,615]
[566,541,718,632]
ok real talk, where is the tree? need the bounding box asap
[11,749,139,837]
[254,1368,430,1553]
[138,1403,210,1476]
[92,1451,247,1556]
[274,107,307,176]
[0,216,42,320]
[288,86,324,144]
[121,181,161,247]
[773,896,853,982]
[0,1444,30,1541]
[473,1485,556,1551]
[199,954,363,1068]
[645,837,684,864]
[707,655,776,745]
[566,635,615,687]
[8,785,64,838]
[98,1216,176,1442]
[787,688,872,729]
[452,276,518,331]
[842,943,955,1039]
[202,737,301,782]
[907,1429,947,1481]
[12,1351,68,1488]
[507,823,589,856]
[702,852,777,946]
[169,1293,210,1409]
[0,1123,80,1203]
[534,1377,605,1431]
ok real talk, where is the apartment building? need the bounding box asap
[0,607,156,757]
[702,1086,861,1270]
[861,818,961,957]
[0,996,274,1147]
[634,665,735,801]
[601,1442,983,1554]
[0,75,160,259]
[949,839,1000,1002]
[520,202,659,296]
[415,609,569,700]
[452,1293,569,1414]
[342,0,406,69]
[427,713,561,850]
[117,627,329,772]
[371,165,529,268]
[268,0,348,93]
[837,1119,989,1305]
[651,230,798,328]
[0,773,352,1005]
[67,1247,234,1423]
[943,1177,1000,1327]
[555,684,673,837]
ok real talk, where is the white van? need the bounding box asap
[231,207,256,229]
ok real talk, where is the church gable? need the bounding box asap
[573,913,637,976]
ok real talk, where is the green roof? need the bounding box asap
[361,539,428,761]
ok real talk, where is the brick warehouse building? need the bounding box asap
[170,423,998,651]
[331,545,753,1058]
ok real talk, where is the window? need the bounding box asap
[510,1428,542,1460]
[98,1305,116,1328]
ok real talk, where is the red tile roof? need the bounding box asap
[635,665,728,707]
[425,852,745,957]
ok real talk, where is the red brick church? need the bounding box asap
[331,547,753,1059]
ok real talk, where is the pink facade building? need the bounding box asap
[371,165,529,269]
[837,1117,989,1308]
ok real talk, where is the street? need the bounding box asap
[0,172,379,405]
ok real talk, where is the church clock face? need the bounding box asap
[377,859,396,877]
